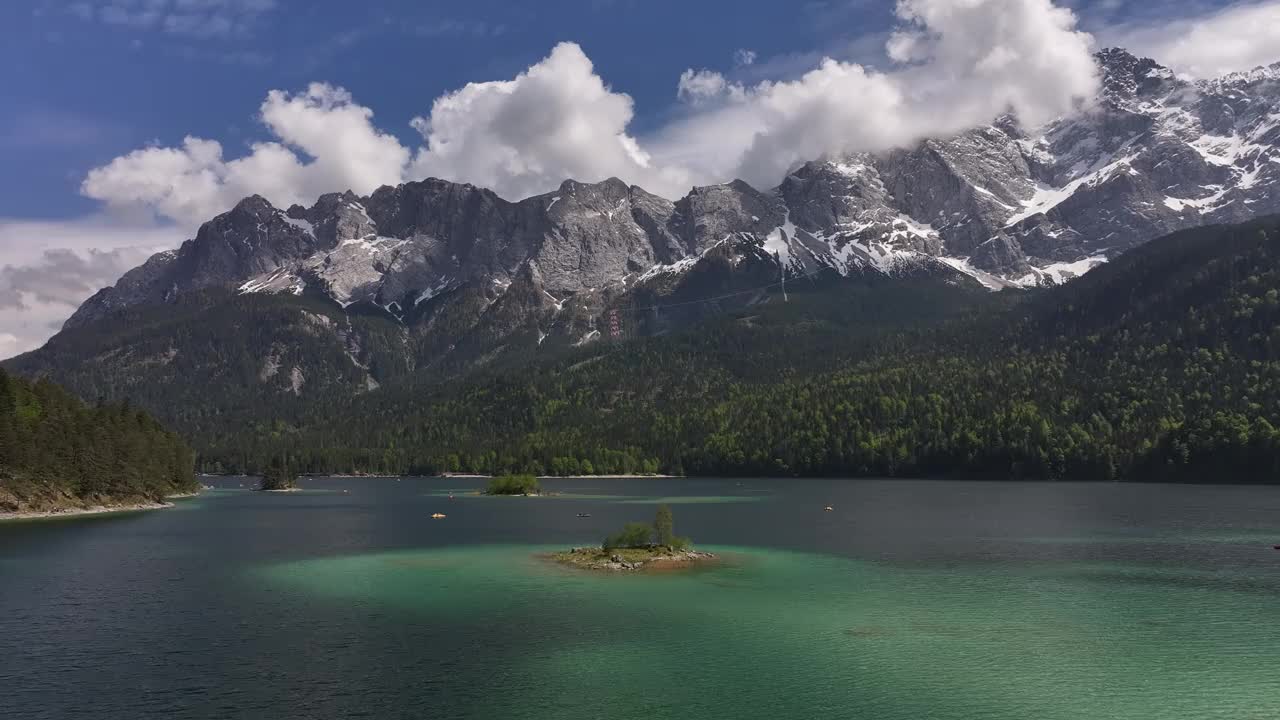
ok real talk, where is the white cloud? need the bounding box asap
[407,42,692,200]
[657,0,1099,187]
[0,216,180,358]
[81,0,1100,217]
[734,49,758,67]
[65,0,276,37]
[676,69,745,105]
[0,333,23,361]
[1106,1,1280,78]
[82,83,408,228]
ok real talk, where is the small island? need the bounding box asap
[483,474,541,496]
[552,505,716,571]
[257,458,300,492]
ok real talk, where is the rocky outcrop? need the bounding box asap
[552,547,718,572]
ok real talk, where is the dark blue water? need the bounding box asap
[2,477,1278,719]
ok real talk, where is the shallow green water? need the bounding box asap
[260,543,1280,720]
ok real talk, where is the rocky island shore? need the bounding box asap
[552,546,718,571]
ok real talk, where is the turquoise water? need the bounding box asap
[2,477,1278,718]
[259,544,1280,720]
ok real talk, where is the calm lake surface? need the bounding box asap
[2,477,1279,719]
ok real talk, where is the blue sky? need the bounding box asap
[1,0,1277,357]
[3,0,1248,220]
[3,0,897,220]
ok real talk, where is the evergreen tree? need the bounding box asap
[654,504,674,547]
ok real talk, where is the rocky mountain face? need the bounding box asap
[29,48,1280,399]
[773,48,1280,286]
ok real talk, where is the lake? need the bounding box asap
[2,477,1278,719]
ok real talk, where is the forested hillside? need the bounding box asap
[0,369,197,514]
[194,217,1280,483]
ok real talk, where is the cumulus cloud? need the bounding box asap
[734,49,758,67]
[676,69,745,105]
[407,43,691,200]
[82,83,408,228]
[657,0,1098,187]
[0,216,179,358]
[81,0,1099,214]
[404,0,1097,194]
[1106,1,1280,78]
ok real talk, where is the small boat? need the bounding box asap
[431,513,447,519]
[824,506,834,512]
[577,513,592,518]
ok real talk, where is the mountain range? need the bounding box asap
[8,48,1280,449]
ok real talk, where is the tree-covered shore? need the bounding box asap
[0,369,197,516]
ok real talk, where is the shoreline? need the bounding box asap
[540,474,683,480]
[548,547,719,572]
[0,492,199,522]
[441,474,684,480]
[205,474,686,481]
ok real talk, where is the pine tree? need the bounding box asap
[0,369,16,466]
[654,504,674,547]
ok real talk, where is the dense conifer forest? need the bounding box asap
[0,369,197,514]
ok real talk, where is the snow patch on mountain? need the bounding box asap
[764,212,797,264]
[1013,255,1108,287]
[936,257,1014,290]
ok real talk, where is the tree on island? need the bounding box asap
[484,474,540,496]
[260,456,298,491]
[603,504,691,551]
[603,522,654,551]
[654,504,674,546]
